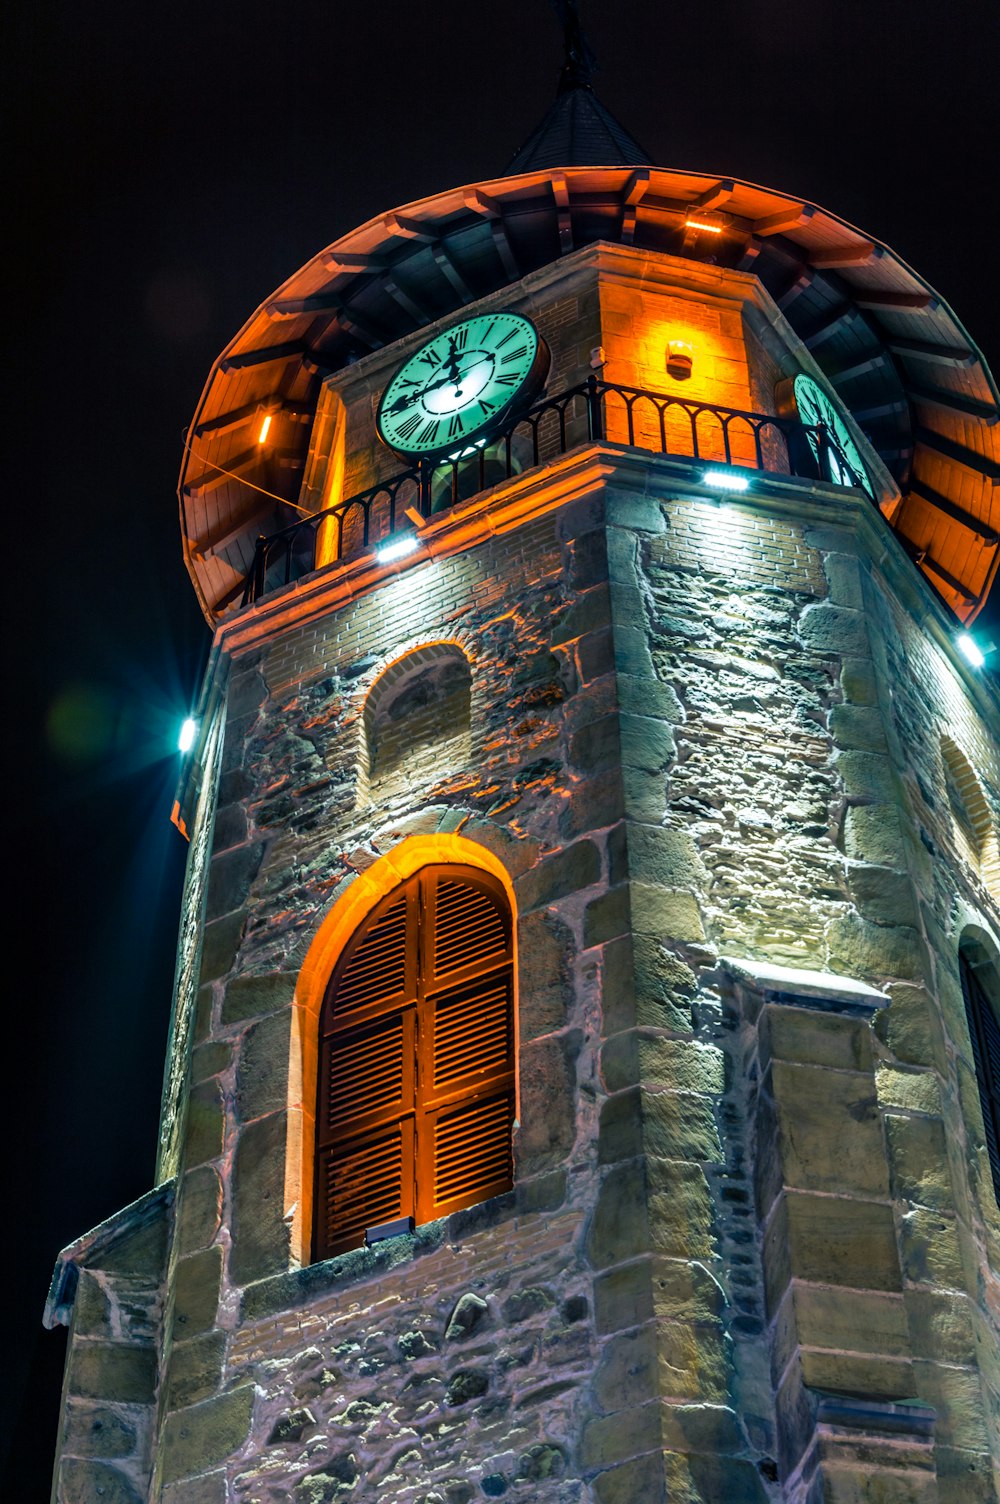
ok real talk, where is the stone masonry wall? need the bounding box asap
[134,464,999,1503]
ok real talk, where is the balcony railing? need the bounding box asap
[241,376,870,607]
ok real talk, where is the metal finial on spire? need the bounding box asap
[550,0,598,93]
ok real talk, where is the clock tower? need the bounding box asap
[46,13,1000,1504]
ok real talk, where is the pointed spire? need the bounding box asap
[504,1,654,174]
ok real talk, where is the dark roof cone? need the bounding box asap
[504,0,653,173]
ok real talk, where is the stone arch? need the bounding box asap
[357,641,473,808]
[940,735,1000,899]
[286,832,518,1268]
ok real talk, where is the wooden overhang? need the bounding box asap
[179,167,1000,625]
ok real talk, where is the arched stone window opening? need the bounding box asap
[313,864,515,1261]
[940,736,1000,899]
[359,643,472,808]
[958,929,1000,1208]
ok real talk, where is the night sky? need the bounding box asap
[6,0,999,1493]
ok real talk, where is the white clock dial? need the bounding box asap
[376,312,549,459]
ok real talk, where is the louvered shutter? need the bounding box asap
[961,952,1000,1203]
[315,866,515,1261]
[418,869,515,1222]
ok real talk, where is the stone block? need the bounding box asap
[599,1087,721,1165]
[884,1113,952,1209]
[622,763,668,823]
[588,1161,651,1268]
[176,1166,224,1257]
[516,840,601,911]
[659,1403,746,1455]
[612,624,657,680]
[619,713,674,773]
[632,935,697,1030]
[580,1400,662,1470]
[162,1472,228,1504]
[68,1343,157,1404]
[799,602,870,657]
[664,1449,770,1503]
[760,1005,874,1074]
[825,554,865,610]
[585,885,631,948]
[847,864,917,928]
[166,1331,227,1410]
[827,914,927,984]
[830,705,887,753]
[550,585,612,646]
[836,751,897,804]
[59,1460,142,1504]
[229,1111,291,1285]
[898,1207,965,1288]
[173,1246,223,1337]
[764,1193,901,1312]
[934,1447,998,1504]
[874,984,946,1071]
[204,843,264,922]
[909,1361,991,1450]
[797,1349,915,1400]
[189,1041,230,1085]
[593,1325,661,1410]
[768,1060,889,1197]
[616,674,684,722]
[570,712,622,774]
[625,823,706,889]
[843,806,906,867]
[772,1284,909,1383]
[72,1271,111,1338]
[840,657,878,706]
[516,1032,578,1172]
[515,909,573,1039]
[159,1386,255,1485]
[61,1403,137,1459]
[904,1290,976,1365]
[235,1008,292,1122]
[184,1079,225,1168]
[221,971,296,1027]
[601,1032,724,1096]
[199,910,247,984]
[875,1067,942,1114]
[630,882,706,943]
[647,1158,716,1261]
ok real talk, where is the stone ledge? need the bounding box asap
[719,956,888,1015]
[44,1181,176,1330]
[815,1394,936,1439]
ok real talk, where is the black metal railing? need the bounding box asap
[241,376,870,606]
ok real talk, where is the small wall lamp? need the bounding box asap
[666,340,694,381]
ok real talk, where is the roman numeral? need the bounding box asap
[448,414,464,438]
[480,320,497,344]
[495,373,519,386]
[495,329,517,348]
[454,326,469,349]
[416,420,440,446]
[396,413,421,439]
[501,345,528,365]
[418,350,440,366]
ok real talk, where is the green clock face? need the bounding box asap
[791,373,875,498]
[376,312,549,459]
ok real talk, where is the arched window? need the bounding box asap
[314,864,515,1261]
[940,736,1000,900]
[360,645,472,808]
[958,931,1000,1206]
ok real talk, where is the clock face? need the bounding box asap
[791,374,875,498]
[376,312,549,459]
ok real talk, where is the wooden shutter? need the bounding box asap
[961,950,1000,1204]
[315,866,514,1262]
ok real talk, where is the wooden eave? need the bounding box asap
[179,167,1000,626]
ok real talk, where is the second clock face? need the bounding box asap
[376,312,549,459]
[792,373,875,498]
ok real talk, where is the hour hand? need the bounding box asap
[388,391,421,414]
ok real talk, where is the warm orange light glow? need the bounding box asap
[685,217,724,234]
[666,338,695,380]
[257,413,273,444]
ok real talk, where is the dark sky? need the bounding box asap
[6,0,999,1493]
